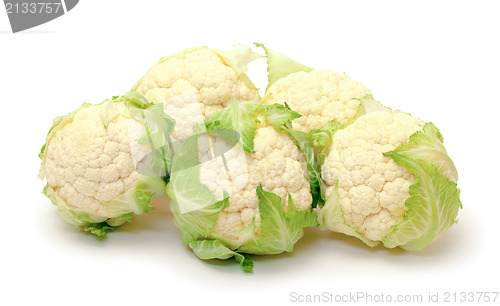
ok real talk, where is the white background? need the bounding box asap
[1,1,499,305]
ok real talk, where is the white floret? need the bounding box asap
[264,70,371,132]
[321,111,424,241]
[199,127,312,242]
[162,93,205,140]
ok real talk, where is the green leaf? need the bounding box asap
[99,99,115,129]
[129,100,177,178]
[166,132,230,243]
[136,190,155,213]
[204,100,262,153]
[102,175,165,217]
[354,94,391,115]
[212,218,259,250]
[169,191,229,244]
[118,91,153,109]
[38,144,46,159]
[80,222,114,237]
[42,185,87,226]
[389,123,458,182]
[238,185,318,255]
[310,120,342,151]
[167,133,219,213]
[382,152,462,250]
[255,43,313,93]
[281,128,323,208]
[118,213,133,224]
[380,121,461,250]
[189,240,254,272]
[318,183,378,247]
[262,102,302,129]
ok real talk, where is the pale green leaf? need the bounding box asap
[390,123,458,182]
[382,153,462,250]
[238,185,318,255]
[189,240,253,272]
[255,43,313,93]
[318,183,379,247]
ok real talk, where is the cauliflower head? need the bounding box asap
[257,43,378,133]
[167,101,319,271]
[133,45,260,140]
[39,93,174,236]
[319,111,461,250]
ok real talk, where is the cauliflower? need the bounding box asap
[167,101,319,271]
[257,43,384,133]
[205,126,312,244]
[133,45,261,140]
[39,92,175,236]
[319,110,461,250]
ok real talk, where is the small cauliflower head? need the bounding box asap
[133,45,260,140]
[319,111,461,250]
[257,43,374,133]
[39,93,173,236]
[167,101,318,271]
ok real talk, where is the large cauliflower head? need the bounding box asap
[133,45,260,140]
[39,94,172,235]
[319,111,461,250]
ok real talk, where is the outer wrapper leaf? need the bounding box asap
[388,123,458,182]
[255,43,313,93]
[281,128,323,208]
[183,186,318,271]
[204,100,262,153]
[238,185,319,255]
[261,102,301,129]
[382,122,461,250]
[168,187,229,244]
[43,175,166,236]
[189,240,254,272]
[318,183,378,247]
[166,132,219,215]
[382,153,461,250]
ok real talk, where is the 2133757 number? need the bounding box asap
[5,2,62,14]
